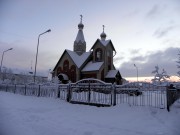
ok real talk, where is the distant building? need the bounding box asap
[52,16,122,84]
[0,72,47,84]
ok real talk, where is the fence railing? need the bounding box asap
[0,80,179,111]
[0,84,58,98]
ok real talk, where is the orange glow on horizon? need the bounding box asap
[125,76,180,83]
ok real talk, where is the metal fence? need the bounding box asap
[115,83,167,108]
[0,84,58,97]
[0,79,179,111]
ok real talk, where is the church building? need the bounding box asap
[52,16,122,84]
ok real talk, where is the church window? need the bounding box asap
[95,48,103,61]
[57,67,62,75]
[108,57,111,70]
[63,60,69,73]
[70,65,76,82]
[107,50,111,57]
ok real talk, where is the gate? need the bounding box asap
[167,88,180,111]
[69,78,113,106]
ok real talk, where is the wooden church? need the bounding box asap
[52,16,122,84]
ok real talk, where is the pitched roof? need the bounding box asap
[90,39,116,52]
[53,50,91,71]
[99,39,111,46]
[82,61,104,72]
[105,70,119,78]
[66,50,91,68]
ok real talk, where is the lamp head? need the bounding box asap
[46,29,51,32]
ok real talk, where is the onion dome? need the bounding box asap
[100,25,106,40]
[78,15,84,30]
[78,22,84,30]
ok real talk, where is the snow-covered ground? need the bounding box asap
[0,91,180,135]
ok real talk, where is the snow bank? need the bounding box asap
[0,91,180,135]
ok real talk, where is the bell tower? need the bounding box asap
[73,15,86,55]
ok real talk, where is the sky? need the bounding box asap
[0,0,180,81]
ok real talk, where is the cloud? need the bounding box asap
[119,47,179,77]
[114,56,124,63]
[153,26,174,38]
[146,5,159,18]
[131,55,147,64]
[123,10,139,18]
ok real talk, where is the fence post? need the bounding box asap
[6,84,8,92]
[24,85,26,95]
[37,85,40,97]
[88,82,91,104]
[57,85,60,98]
[66,81,71,102]
[14,84,16,94]
[113,83,116,106]
[110,84,113,106]
[166,87,170,112]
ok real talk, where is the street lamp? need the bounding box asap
[0,48,13,73]
[134,64,138,82]
[34,29,51,82]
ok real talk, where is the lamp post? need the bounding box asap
[0,48,13,73]
[134,64,138,82]
[33,29,51,82]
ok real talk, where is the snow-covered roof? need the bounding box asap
[99,39,111,46]
[66,50,91,68]
[82,61,103,72]
[75,30,85,43]
[105,70,119,78]
[90,39,116,52]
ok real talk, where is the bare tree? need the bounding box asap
[151,65,170,84]
[177,50,180,78]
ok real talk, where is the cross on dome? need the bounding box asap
[103,25,105,32]
[78,14,84,30]
[100,24,106,40]
[80,15,83,23]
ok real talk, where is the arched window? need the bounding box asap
[95,48,103,61]
[57,67,62,75]
[107,50,111,57]
[70,65,76,82]
[63,60,69,73]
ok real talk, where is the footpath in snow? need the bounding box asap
[0,91,180,135]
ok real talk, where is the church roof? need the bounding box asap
[82,61,104,72]
[105,70,119,78]
[90,39,116,52]
[66,49,91,68]
[75,29,85,43]
[99,39,111,46]
[53,49,91,71]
